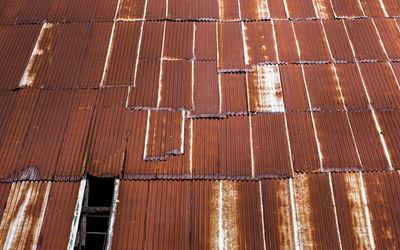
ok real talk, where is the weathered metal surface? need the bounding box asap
[163,22,194,60]
[242,22,277,65]
[313,112,362,171]
[251,113,292,178]
[0,183,11,222]
[359,0,386,16]
[292,20,331,62]
[312,0,335,18]
[191,0,219,20]
[286,112,321,172]
[16,0,53,24]
[376,111,400,169]
[330,0,364,17]
[267,0,287,19]
[285,0,316,18]
[374,18,400,60]
[0,92,18,144]
[239,0,269,20]
[279,64,309,112]
[322,19,354,62]
[139,21,164,60]
[344,19,388,61]
[0,0,24,24]
[167,0,190,19]
[220,73,248,115]
[195,22,217,61]
[381,0,400,16]
[145,0,167,19]
[117,0,146,19]
[218,0,239,20]
[273,20,300,63]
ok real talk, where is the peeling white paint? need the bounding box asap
[258,182,267,250]
[248,115,255,178]
[256,0,269,19]
[328,173,343,250]
[289,179,299,250]
[105,179,120,250]
[218,181,224,250]
[358,172,376,249]
[142,110,151,160]
[180,110,186,154]
[254,65,284,112]
[68,178,86,250]
[312,0,330,19]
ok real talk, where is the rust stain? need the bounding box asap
[277,181,295,249]
[255,0,268,19]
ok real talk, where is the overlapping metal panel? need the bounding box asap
[273,20,300,63]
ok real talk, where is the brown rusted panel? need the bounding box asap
[322,20,354,62]
[285,0,316,18]
[381,0,400,16]
[243,21,277,65]
[331,172,373,249]
[330,0,364,17]
[103,22,141,86]
[219,0,239,20]
[0,92,18,144]
[360,0,386,16]
[376,111,400,169]
[293,173,341,249]
[95,0,119,21]
[280,64,309,112]
[0,181,50,249]
[358,62,400,110]
[374,18,400,60]
[0,90,40,181]
[159,60,192,109]
[0,25,12,53]
[195,22,217,61]
[313,112,362,171]
[363,172,400,249]
[303,64,344,111]
[192,61,219,116]
[0,0,24,24]
[392,61,400,83]
[86,88,130,177]
[261,179,295,249]
[219,117,252,179]
[344,19,387,61]
[16,0,53,23]
[64,0,98,22]
[46,0,70,22]
[0,183,11,222]
[335,64,369,110]
[217,22,247,72]
[167,0,190,19]
[127,60,160,108]
[163,22,194,60]
[145,0,167,19]
[55,90,98,181]
[145,110,184,160]
[220,73,248,115]
[37,182,80,250]
[139,21,164,60]
[268,0,287,19]
[348,111,388,170]
[286,112,320,172]
[191,0,218,20]
[117,0,146,19]
[251,114,292,178]
[274,20,299,63]
[0,25,41,90]
[239,0,269,20]
[192,119,219,179]
[293,20,331,62]
[312,0,335,18]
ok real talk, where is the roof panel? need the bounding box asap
[0,183,11,222]
[190,0,219,20]
[312,0,335,18]
[274,20,300,63]
[376,111,400,169]
[145,0,167,19]
[117,0,146,19]
[194,22,217,61]
[94,0,119,21]
[280,64,309,112]
[64,0,98,22]
[46,0,70,22]
[167,0,190,19]
[381,0,400,16]
[374,18,400,60]
[0,0,23,24]
[285,0,316,18]
[322,20,354,62]
[267,0,287,19]
[0,91,18,143]
[16,0,52,23]
[330,0,364,17]
[359,0,386,16]
[139,21,164,60]
[163,22,194,60]
[218,0,239,20]
[220,73,248,115]
[239,0,269,20]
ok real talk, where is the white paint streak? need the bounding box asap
[359,172,376,249]
[282,0,291,18]
[289,179,299,250]
[271,20,280,63]
[249,115,255,178]
[189,119,193,177]
[378,0,389,17]
[328,173,343,250]
[253,65,284,112]
[256,0,269,19]
[68,178,86,250]
[218,74,222,114]
[142,110,151,160]
[32,183,51,250]
[180,110,186,154]
[105,179,120,250]
[259,182,267,250]
[157,21,167,107]
[237,0,249,64]
[312,0,330,18]
[132,20,145,87]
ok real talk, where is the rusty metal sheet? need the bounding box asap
[261,179,295,249]
[239,0,269,20]
[127,60,160,109]
[312,0,335,18]
[247,65,284,113]
[145,0,167,19]
[251,113,292,178]
[220,73,248,115]
[86,88,130,177]
[195,22,217,61]
[0,90,40,181]
[94,0,119,21]
[167,0,191,19]
[344,19,387,61]
[0,183,11,222]
[330,0,364,17]
[303,64,344,111]
[363,171,400,249]
[273,20,300,63]
[218,0,239,20]
[267,0,287,19]
[243,21,277,65]
[359,0,386,16]
[163,22,194,60]
[159,60,192,109]
[37,182,80,250]
[285,0,316,18]
[0,25,12,52]
[293,173,341,249]
[16,0,53,24]
[322,20,354,62]
[219,117,252,179]
[334,64,369,110]
[330,172,374,249]
[55,90,98,181]
[0,0,24,24]
[64,0,98,22]
[381,0,400,16]
[313,112,362,171]
[286,112,320,172]
[348,111,389,170]
[358,62,400,110]
[46,0,70,22]
[117,0,146,19]
[293,20,331,63]
[376,111,400,169]
[217,22,247,72]
[374,18,400,60]
[192,61,219,117]
[139,21,164,60]
[279,64,309,112]
[391,61,400,82]
[192,119,219,179]
[0,181,51,249]
[103,22,141,86]
[0,25,41,90]
[191,0,218,20]
[0,91,18,144]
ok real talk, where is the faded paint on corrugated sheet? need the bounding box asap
[374,18,400,60]
[359,0,386,16]
[273,21,300,63]
[267,0,287,19]
[251,113,292,178]
[117,0,146,19]
[363,172,400,249]
[280,64,309,112]
[293,173,341,249]
[163,22,194,60]
[220,73,248,115]
[312,0,334,18]
[239,0,269,20]
[218,0,239,20]
[286,112,320,172]
[322,19,354,62]
[247,65,284,113]
[242,22,277,65]
[344,19,387,61]
[139,22,164,60]
[313,112,362,171]
[285,0,316,18]
[195,22,217,61]
[330,0,364,17]
[376,111,400,169]
[0,181,51,249]
[331,172,374,249]
[292,20,331,62]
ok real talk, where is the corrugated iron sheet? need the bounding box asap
[0,91,18,144]
[139,22,164,60]
[16,0,53,24]
[312,0,335,18]
[191,0,219,20]
[163,22,194,60]
[239,0,269,20]
[0,0,24,24]
[359,0,386,16]
[145,0,166,19]
[267,0,287,19]
[382,0,400,16]
[117,0,146,19]
[0,183,11,222]
[167,0,190,19]
[220,73,248,115]
[274,20,300,63]
[285,0,316,18]
[195,22,217,61]
[280,64,309,112]
[376,111,400,169]
[374,18,400,60]
[322,19,354,62]
[330,0,364,17]
[218,0,239,20]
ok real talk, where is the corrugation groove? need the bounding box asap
[376,111,400,169]
[285,0,316,18]
[163,22,194,60]
[220,73,248,114]
[273,21,299,63]
[217,22,247,71]
[117,0,146,19]
[330,0,364,17]
[94,0,119,21]
[46,0,70,22]
[195,22,217,61]
[139,22,164,60]
[322,20,354,62]
[374,18,400,60]
[280,64,309,112]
